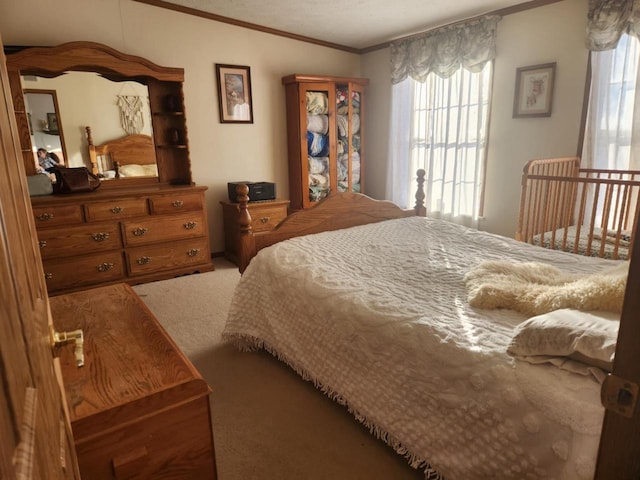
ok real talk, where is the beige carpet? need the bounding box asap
[133,258,425,480]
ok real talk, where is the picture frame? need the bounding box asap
[215,64,253,124]
[46,112,59,132]
[512,62,556,118]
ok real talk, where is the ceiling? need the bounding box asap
[141,0,542,51]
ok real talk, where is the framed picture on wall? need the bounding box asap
[215,64,254,124]
[512,62,556,118]
[46,112,59,132]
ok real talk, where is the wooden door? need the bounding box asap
[595,204,640,478]
[0,34,80,479]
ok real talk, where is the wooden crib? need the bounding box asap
[516,156,640,260]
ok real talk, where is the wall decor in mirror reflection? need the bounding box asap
[21,73,155,174]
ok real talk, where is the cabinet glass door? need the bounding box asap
[336,83,364,194]
[302,83,335,206]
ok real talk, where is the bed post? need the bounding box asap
[236,184,256,274]
[85,126,99,175]
[415,168,427,217]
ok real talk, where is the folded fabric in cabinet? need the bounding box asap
[308,156,328,175]
[351,91,361,111]
[351,113,360,135]
[306,92,329,114]
[337,154,348,182]
[337,105,349,115]
[309,184,329,202]
[306,114,329,134]
[352,134,361,152]
[337,139,347,155]
[309,172,329,186]
[337,115,348,138]
[352,152,361,184]
[307,131,330,157]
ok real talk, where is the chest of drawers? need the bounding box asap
[220,199,290,265]
[31,185,214,294]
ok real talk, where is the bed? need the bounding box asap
[516,156,640,260]
[86,125,158,178]
[222,176,633,479]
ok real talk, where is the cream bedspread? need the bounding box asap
[223,216,619,479]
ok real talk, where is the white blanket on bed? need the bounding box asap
[223,216,619,480]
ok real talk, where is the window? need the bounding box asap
[583,33,640,171]
[388,65,492,227]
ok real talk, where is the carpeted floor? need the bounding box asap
[133,257,425,480]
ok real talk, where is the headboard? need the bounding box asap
[86,126,157,178]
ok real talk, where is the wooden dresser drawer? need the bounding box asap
[84,197,148,222]
[126,237,210,275]
[32,204,84,228]
[37,222,122,260]
[149,192,203,215]
[122,212,205,246]
[43,251,125,292]
[250,203,288,232]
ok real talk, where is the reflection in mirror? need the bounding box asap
[20,72,155,176]
[23,89,66,171]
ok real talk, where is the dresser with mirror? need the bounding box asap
[6,42,214,295]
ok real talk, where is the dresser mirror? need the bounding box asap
[6,41,191,188]
[23,89,67,165]
[22,74,154,177]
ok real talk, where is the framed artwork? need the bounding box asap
[215,64,253,124]
[46,112,59,132]
[512,62,556,118]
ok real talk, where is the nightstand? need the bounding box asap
[220,199,290,265]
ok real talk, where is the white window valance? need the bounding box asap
[390,15,500,84]
[587,0,640,50]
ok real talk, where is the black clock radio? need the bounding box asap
[227,181,276,202]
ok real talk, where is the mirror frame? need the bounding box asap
[23,88,68,164]
[5,41,192,187]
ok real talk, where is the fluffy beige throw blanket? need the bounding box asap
[464,261,629,316]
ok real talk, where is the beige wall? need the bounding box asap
[362,0,589,238]
[0,0,361,253]
[1,0,590,251]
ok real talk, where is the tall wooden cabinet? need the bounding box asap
[282,74,368,210]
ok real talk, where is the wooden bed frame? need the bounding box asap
[236,169,427,273]
[229,165,640,478]
[516,156,640,259]
[86,125,156,177]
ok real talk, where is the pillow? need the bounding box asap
[118,164,146,177]
[508,308,619,381]
[141,164,158,176]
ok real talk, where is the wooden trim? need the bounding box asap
[132,0,362,54]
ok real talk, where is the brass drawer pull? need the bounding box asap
[183,221,197,230]
[36,213,54,221]
[132,227,148,236]
[91,232,110,242]
[110,206,123,214]
[44,272,53,279]
[97,262,114,272]
[172,200,184,207]
[39,240,47,248]
[187,248,201,257]
[136,256,151,265]
[260,216,270,223]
